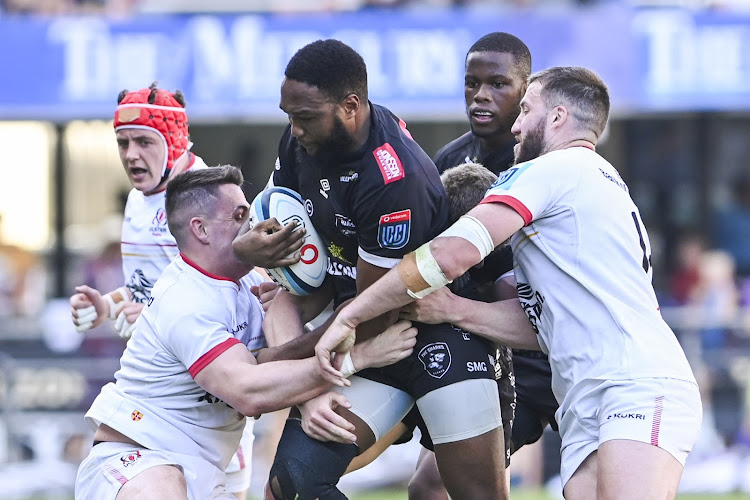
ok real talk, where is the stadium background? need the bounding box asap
[1,0,750,498]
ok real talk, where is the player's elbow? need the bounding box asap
[235,394,277,418]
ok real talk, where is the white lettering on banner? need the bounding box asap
[394,31,464,96]
[49,19,173,100]
[190,16,323,100]
[634,11,746,95]
[46,16,472,105]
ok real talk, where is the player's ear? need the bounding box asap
[340,93,360,117]
[550,105,568,128]
[189,216,210,244]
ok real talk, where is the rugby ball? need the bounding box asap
[250,186,328,295]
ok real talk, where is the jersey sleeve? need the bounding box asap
[269,126,300,191]
[158,295,241,379]
[480,157,570,226]
[353,148,447,268]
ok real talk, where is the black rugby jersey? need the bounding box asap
[433,131,515,176]
[272,103,450,306]
[433,131,516,287]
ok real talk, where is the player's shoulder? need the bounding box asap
[366,104,438,186]
[151,258,229,313]
[189,154,210,171]
[434,131,477,171]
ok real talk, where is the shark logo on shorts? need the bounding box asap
[418,342,451,379]
[120,450,142,467]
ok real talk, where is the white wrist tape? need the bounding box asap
[440,215,495,261]
[340,352,357,378]
[406,243,452,300]
[104,287,130,320]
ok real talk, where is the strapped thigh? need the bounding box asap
[416,378,501,445]
[333,375,415,442]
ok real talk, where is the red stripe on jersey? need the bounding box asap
[651,396,664,446]
[189,338,242,377]
[481,194,533,226]
[181,253,239,286]
[122,242,178,247]
[373,143,405,184]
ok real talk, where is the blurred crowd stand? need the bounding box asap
[2,0,750,16]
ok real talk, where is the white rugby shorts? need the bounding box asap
[557,377,702,488]
[75,441,235,500]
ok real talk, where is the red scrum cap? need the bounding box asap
[114,85,190,183]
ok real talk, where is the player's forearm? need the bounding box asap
[257,322,328,363]
[235,357,330,416]
[459,298,540,350]
[341,268,412,328]
[262,291,310,347]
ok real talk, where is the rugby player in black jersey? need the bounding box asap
[250,39,508,500]
[399,32,559,499]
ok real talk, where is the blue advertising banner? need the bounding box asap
[1,7,749,121]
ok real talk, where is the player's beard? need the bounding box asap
[514,119,546,165]
[314,114,357,162]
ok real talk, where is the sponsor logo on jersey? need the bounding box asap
[517,281,544,334]
[274,157,281,170]
[131,410,143,421]
[467,361,488,372]
[305,199,314,217]
[378,209,411,249]
[598,167,629,193]
[150,208,169,235]
[373,143,405,184]
[230,321,248,335]
[340,171,359,183]
[418,342,451,379]
[120,450,142,466]
[327,243,351,264]
[335,214,357,237]
[491,162,533,191]
[198,391,223,404]
[606,412,646,420]
[152,208,167,226]
[320,179,330,199]
[327,259,356,279]
[495,167,519,187]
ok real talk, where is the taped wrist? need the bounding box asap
[104,286,130,320]
[398,244,451,300]
[339,352,357,378]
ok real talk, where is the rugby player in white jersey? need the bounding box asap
[315,67,702,499]
[68,84,306,499]
[74,165,417,499]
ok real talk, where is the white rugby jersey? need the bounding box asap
[481,147,696,408]
[85,255,268,470]
[121,155,207,303]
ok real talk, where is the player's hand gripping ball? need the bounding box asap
[250,187,328,295]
